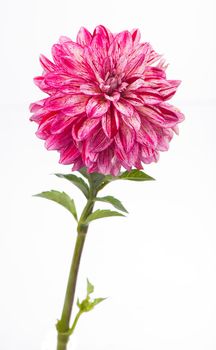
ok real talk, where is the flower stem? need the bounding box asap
[56,177,97,350]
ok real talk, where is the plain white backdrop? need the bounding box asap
[0,0,216,349]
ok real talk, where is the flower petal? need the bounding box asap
[159,80,181,100]
[46,94,88,111]
[76,117,101,141]
[115,121,135,153]
[136,120,158,148]
[127,78,145,91]
[76,27,92,46]
[50,114,77,134]
[45,131,71,150]
[39,54,56,72]
[102,108,119,138]
[115,31,133,55]
[121,109,141,131]
[87,128,113,153]
[80,82,101,96]
[59,143,80,164]
[113,99,134,117]
[131,29,141,44]
[97,147,114,174]
[86,96,110,118]
[93,25,114,44]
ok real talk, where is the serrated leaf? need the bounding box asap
[33,190,78,221]
[87,279,94,295]
[96,196,128,213]
[55,173,89,198]
[92,297,107,307]
[84,209,124,224]
[119,170,155,181]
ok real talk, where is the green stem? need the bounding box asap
[70,310,83,335]
[56,176,97,350]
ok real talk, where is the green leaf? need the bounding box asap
[78,168,106,189]
[96,196,128,213]
[84,209,125,224]
[119,169,155,181]
[87,279,94,295]
[92,297,107,307]
[78,167,89,179]
[33,190,78,221]
[89,172,106,188]
[55,173,89,198]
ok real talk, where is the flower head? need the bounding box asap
[30,25,184,175]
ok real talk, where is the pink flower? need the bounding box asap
[30,25,184,176]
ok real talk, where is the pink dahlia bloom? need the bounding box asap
[30,25,184,175]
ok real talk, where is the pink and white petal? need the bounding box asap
[72,115,86,140]
[136,120,158,148]
[86,96,110,118]
[50,115,78,134]
[97,147,114,175]
[157,58,169,70]
[141,145,159,164]
[113,99,134,117]
[39,54,56,72]
[93,25,114,44]
[80,82,101,96]
[138,87,163,104]
[83,47,104,82]
[29,98,46,113]
[102,109,119,139]
[45,131,71,150]
[46,94,88,111]
[125,43,151,78]
[137,105,176,128]
[76,27,92,46]
[44,72,75,87]
[116,55,128,75]
[35,113,57,139]
[156,129,173,152]
[110,156,121,176]
[91,33,109,58]
[159,80,181,100]
[87,128,113,153]
[157,103,185,124]
[115,121,135,153]
[144,66,166,80]
[172,125,179,135]
[127,78,146,91]
[51,44,66,66]
[33,76,56,95]
[131,28,141,45]
[115,31,133,55]
[121,109,141,131]
[59,143,80,164]
[147,48,162,65]
[108,38,120,63]
[59,36,72,44]
[64,42,84,62]
[122,92,144,107]
[72,157,84,171]
[127,142,139,165]
[76,117,101,141]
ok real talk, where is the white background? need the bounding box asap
[0,0,216,349]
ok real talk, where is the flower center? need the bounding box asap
[100,71,128,96]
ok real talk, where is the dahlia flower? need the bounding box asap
[30,25,184,175]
